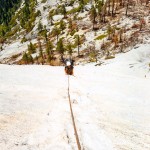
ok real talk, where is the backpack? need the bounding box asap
[65,65,74,75]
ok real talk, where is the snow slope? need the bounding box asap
[0,39,37,63]
[0,44,150,150]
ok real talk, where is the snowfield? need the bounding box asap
[0,39,37,63]
[0,44,150,150]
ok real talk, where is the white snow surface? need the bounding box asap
[0,44,150,150]
[0,39,37,63]
[53,15,64,21]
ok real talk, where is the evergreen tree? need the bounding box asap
[61,4,67,18]
[126,0,129,16]
[0,0,22,25]
[79,1,84,12]
[35,0,38,5]
[38,39,44,64]
[66,42,73,57]
[68,18,73,31]
[28,42,36,54]
[89,50,98,62]
[39,42,43,59]
[46,41,54,61]
[52,27,60,42]
[35,55,39,64]
[97,1,103,23]
[119,29,123,42]
[107,24,112,40]
[46,41,54,64]
[48,10,54,25]
[38,21,43,32]
[43,26,48,41]
[23,0,30,21]
[56,38,65,61]
[60,20,66,33]
[0,29,5,37]
[75,34,81,56]
[28,54,34,64]
[113,34,118,47]
[112,0,115,16]
[90,5,97,30]
[22,52,29,64]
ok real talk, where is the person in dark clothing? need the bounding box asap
[64,59,74,75]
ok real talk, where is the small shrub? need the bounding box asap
[41,0,47,3]
[70,29,76,36]
[89,51,97,62]
[105,55,115,60]
[95,34,107,40]
[21,36,28,43]
[67,6,81,14]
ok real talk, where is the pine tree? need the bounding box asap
[97,1,103,23]
[61,4,67,18]
[89,50,98,62]
[28,54,34,64]
[21,0,30,25]
[90,5,97,30]
[75,34,82,56]
[68,18,73,31]
[80,0,84,5]
[126,0,129,16]
[101,1,106,23]
[35,55,39,64]
[39,44,43,59]
[28,42,36,54]
[66,42,73,57]
[35,0,38,5]
[46,42,54,64]
[48,11,54,25]
[107,24,112,40]
[0,0,22,24]
[112,0,115,16]
[38,21,43,32]
[22,52,29,64]
[113,34,118,47]
[38,39,44,64]
[79,1,84,12]
[46,41,54,60]
[43,26,48,42]
[107,0,111,15]
[119,29,123,42]
[56,38,65,61]
[52,27,60,42]
[60,20,66,33]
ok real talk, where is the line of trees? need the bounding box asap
[89,0,137,30]
[0,0,21,25]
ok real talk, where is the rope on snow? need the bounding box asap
[67,75,81,150]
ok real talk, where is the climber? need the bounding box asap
[64,59,74,75]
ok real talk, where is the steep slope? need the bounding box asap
[0,44,150,150]
[0,0,150,65]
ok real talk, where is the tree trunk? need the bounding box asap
[108,0,111,15]
[77,36,80,56]
[126,0,129,16]
[112,0,115,16]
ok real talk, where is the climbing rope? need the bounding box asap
[67,75,81,150]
